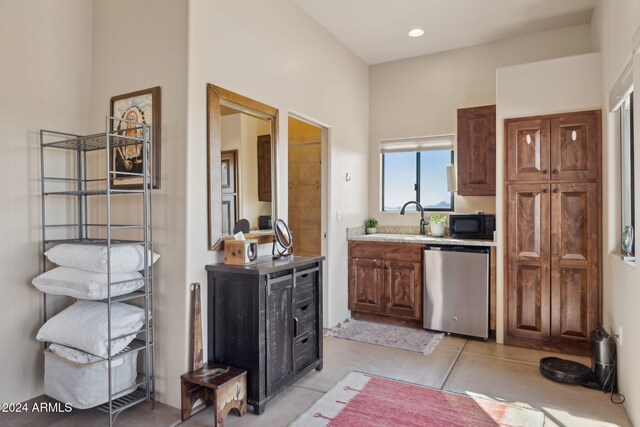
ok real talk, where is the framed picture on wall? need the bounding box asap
[110,86,161,189]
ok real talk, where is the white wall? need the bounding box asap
[495,53,603,345]
[369,25,594,225]
[591,2,640,424]
[89,0,189,408]
[187,0,369,358]
[0,0,93,403]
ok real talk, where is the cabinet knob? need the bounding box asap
[553,169,560,174]
[543,188,549,193]
[542,169,548,174]
[553,188,560,193]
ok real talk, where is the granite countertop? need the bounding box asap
[346,226,496,247]
[348,233,496,247]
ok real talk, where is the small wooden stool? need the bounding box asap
[180,364,247,426]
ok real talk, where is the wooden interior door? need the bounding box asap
[257,134,272,202]
[288,135,322,256]
[506,119,551,181]
[457,105,496,195]
[348,258,384,314]
[221,150,238,235]
[550,182,599,345]
[506,183,551,342]
[383,260,422,319]
[550,112,599,181]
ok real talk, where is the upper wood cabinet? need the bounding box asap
[457,105,496,195]
[506,118,551,181]
[550,112,600,181]
[506,110,600,182]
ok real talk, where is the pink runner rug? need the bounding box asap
[290,372,544,427]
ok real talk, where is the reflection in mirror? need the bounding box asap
[220,102,272,235]
[207,84,278,250]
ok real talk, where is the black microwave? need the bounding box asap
[449,214,495,240]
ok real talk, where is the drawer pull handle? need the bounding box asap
[300,304,310,312]
[301,273,309,278]
[300,337,309,344]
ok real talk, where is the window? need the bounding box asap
[381,136,454,211]
[620,92,635,258]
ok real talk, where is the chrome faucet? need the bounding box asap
[400,201,428,235]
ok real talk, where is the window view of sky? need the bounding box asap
[383,150,452,211]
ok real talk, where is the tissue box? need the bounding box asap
[224,239,258,266]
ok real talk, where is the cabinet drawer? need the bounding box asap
[295,266,319,304]
[295,285,317,308]
[295,300,317,337]
[294,332,318,373]
[349,242,422,263]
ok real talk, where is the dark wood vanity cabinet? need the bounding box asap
[348,242,422,324]
[505,110,601,356]
[206,256,324,414]
[457,105,496,196]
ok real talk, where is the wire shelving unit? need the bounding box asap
[40,117,155,426]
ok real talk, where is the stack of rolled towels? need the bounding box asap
[33,244,160,409]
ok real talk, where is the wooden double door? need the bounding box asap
[506,111,599,182]
[505,110,601,355]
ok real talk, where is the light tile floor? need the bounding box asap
[3,336,632,426]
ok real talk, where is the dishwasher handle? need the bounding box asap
[424,245,490,254]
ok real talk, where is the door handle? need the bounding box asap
[294,317,299,337]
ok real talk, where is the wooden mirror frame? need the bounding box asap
[207,84,279,250]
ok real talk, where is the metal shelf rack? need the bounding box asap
[40,117,155,426]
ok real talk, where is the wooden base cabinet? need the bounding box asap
[206,256,324,414]
[348,242,422,325]
[505,110,601,356]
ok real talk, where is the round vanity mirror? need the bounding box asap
[272,219,294,259]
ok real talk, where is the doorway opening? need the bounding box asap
[287,115,327,256]
[288,113,329,325]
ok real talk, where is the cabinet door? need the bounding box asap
[457,105,496,195]
[506,119,551,182]
[384,260,422,319]
[265,276,294,394]
[348,258,384,314]
[550,112,599,181]
[506,183,551,342]
[550,183,599,344]
[221,150,238,235]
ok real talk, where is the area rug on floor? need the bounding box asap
[289,372,545,427]
[326,319,443,355]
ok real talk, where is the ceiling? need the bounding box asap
[294,0,596,64]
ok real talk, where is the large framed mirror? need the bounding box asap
[207,84,278,250]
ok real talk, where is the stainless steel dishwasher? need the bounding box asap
[423,245,490,339]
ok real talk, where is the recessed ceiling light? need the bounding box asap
[407,28,424,38]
